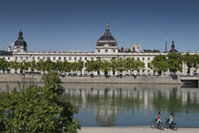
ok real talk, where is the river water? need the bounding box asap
[1,83,199,127]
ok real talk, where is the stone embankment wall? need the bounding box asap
[0,74,182,84]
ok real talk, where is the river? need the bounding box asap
[0,83,199,127]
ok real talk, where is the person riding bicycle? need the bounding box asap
[157,112,161,127]
[169,113,174,128]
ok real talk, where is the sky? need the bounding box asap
[0,0,198,52]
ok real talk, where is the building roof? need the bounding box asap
[96,23,118,47]
[169,40,178,53]
[0,50,13,56]
[14,30,27,47]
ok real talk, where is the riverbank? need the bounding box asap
[78,127,199,133]
[0,73,182,84]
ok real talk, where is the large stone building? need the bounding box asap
[0,23,198,75]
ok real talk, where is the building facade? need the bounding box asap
[0,23,198,75]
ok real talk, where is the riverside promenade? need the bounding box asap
[78,127,199,133]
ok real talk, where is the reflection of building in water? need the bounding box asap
[64,85,199,126]
[181,88,199,105]
[64,86,199,109]
[95,105,118,126]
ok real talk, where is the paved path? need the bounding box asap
[78,127,199,133]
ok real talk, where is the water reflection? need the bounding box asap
[1,83,199,127]
[61,84,199,127]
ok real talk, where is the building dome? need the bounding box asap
[96,23,118,46]
[169,40,178,53]
[14,30,27,47]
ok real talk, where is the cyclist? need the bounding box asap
[157,112,161,127]
[169,113,174,128]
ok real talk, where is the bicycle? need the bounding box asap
[164,118,177,131]
[150,118,164,130]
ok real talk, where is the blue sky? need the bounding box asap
[0,0,198,52]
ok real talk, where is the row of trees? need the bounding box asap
[0,58,84,74]
[2,53,198,76]
[149,53,199,75]
[86,57,145,75]
[0,57,145,76]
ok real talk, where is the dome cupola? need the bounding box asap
[14,30,27,52]
[96,22,118,47]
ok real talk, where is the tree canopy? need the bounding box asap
[0,72,80,133]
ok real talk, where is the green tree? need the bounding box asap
[77,60,84,75]
[134,59,145,74]
[19,60,30,74]
[9,60,20,73]
[100,60,111,76]
[149,55,168,75]
[63,60,72,74]
[86,60,101,76]
[115,58,125,73]
[192,54,199,73]
[35,59,45,72]
[0,58,8,72]
[167,53,182,74]
[182,53,199,74]
[43,59,54,73]
[71,62,78,75]
[0,72,80,133]
[110,58,117,75]
[124,57,136,75]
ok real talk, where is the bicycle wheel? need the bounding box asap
[150,121,155,128]
[164,121,168,128]
[159,123,164,130]
[172,123,177,131]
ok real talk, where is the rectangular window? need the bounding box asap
[8,57,10,60]
[43,57,45,60]
[64,57,66,60]
[105,49,108,53]
[26,57,28,60]
[59,57,61,60]
[142,57,145,61]
[85,57,87,61]
[137,57,139,60]
[113,49,115,53]
[74,57,76,60]
[91,57,94,61]
[53,57,56,60]
[98,49,100,52]
[79,57,82,60]
[69,57,71,60]
[148,57,150,61]
[21,57,23,60]
[32,57,35,60]
[38,57,40,60]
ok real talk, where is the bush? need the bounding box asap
[0,71,80,133]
